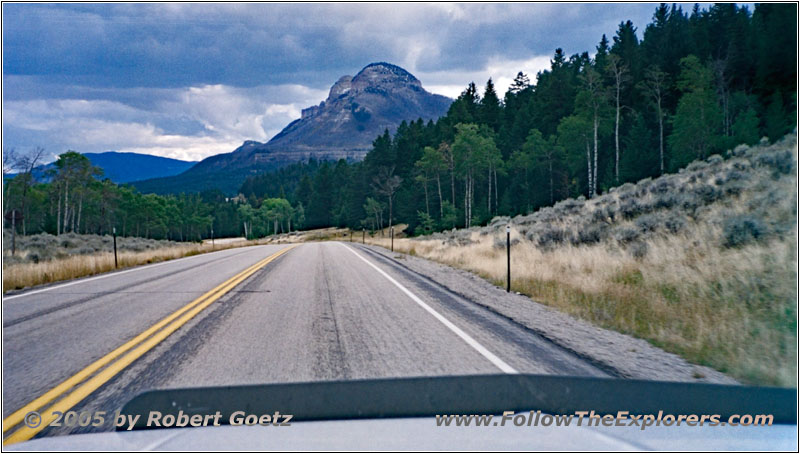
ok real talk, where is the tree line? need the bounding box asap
[3,3,796,240]
[2,151,304,241]
[241,3,796,234]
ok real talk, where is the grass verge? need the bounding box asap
[3,239,256,293]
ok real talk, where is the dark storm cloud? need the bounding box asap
[3,3,659,87]
[2,3,677,161]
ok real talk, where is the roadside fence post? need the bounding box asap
[506,224,511,293]
[113,227,118,269]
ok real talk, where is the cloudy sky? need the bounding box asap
[3,3,669,164]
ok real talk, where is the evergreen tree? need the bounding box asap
[620,113,659,181]
[669,55,723,170]
[509,72,530,94]
[480,78,502,132]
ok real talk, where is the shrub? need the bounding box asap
[537,227,569,248]
[613,226,640,244]
[618,189,637,201]
[755,149,795,175]
[687,160,709,172]
[654,193,678,210]
[575,223,608,245]
[692,185,722,205]
[649,178,675,195]
[635,183,652,198]
[731,144,749,157]
[28,251,41,264]
[723,215,768,248]
[664,215,687,234]
[723,181,747,196]
[554,199,584,216]
[619,199,644,220]
[122,241,147,252]
[616,183,636,200]
[635,213,662,233]
[677,192,700,213]
[724,170,746,183]
[26,239,48,250]
[591,208,608,223]
[706,154,724,165]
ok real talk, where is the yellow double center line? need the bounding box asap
[3,245,296,445]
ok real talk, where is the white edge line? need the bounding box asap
[3,244,265,301]
[341,243,518,375]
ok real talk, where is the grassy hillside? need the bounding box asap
[368,134,797,386]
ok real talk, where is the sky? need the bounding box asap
[3,3,675,164]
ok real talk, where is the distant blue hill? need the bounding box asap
[81,152,197,183]
[7,152,197,184]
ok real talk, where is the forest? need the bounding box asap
[3,3,796,240]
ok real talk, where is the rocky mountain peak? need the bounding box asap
[266,62,448,156]
[351,62,421,89]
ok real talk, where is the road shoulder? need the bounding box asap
[356,243,737,385]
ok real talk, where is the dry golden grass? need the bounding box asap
[2,239,257,293]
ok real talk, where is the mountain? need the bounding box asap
[7,152,196,184]
[133,62,452,195]
[82,152,197,183]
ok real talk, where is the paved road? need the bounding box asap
[3,242,607,439]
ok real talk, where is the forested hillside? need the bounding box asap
[3,3,796,242]
[242,3,796,233]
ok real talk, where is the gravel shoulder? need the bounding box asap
[361,243,738,385]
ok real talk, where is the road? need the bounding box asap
[2,242,607,441]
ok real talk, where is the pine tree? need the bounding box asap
[732,107,760,146]
[620,113,658,181]
[668,55,723,169]
[509,72,530,94]
[480,78,502,132]
[595,35,610,72]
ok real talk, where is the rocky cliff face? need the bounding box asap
[252,62,450,163]
[133,62,451,194]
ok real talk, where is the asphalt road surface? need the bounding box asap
[3,242,608,440]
